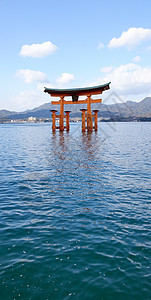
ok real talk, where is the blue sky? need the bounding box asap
[1,0,151,111]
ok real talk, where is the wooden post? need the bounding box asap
[87,96,93,132]
[65,111,71,131]
[50,110,57,132]
[93,110,99,131]
[59,96,64,131]
[80,109,87,132]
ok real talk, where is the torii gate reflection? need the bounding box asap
[44,83,111,132]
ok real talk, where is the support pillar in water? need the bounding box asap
[87,96,93,132]
[50,110,58,132]
[93,110,99,131]
[65,111,71,131]
[80,109,87,132]
[59,97,64,131]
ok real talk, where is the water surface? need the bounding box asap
[0,122,151,299]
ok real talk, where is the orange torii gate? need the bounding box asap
[44,82,111,132]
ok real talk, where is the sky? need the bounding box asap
[1,0,151,111]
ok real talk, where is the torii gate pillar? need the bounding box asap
[65,111,70,131]
[50,110,57,132]
[80,109,87,132]
[87,96,93,132]
[60,97,64,131]
[93,110,99,131]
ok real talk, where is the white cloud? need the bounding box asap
[100,66,113,73]
[20,41,58,58]
[16,69,48,83]
[108,27,151,49]
[56,73,74,85]
[96,63,151,96]
[9,89,48,111]
[133,56,141,63]
[97,43,104,50]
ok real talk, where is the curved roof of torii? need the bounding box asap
[44,82,111,97]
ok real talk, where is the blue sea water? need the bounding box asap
[0,122,151,300]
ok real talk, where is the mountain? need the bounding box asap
[1,97,151,120]
[0,109,19,118]
[100,97,151,118]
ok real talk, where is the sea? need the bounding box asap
[0,122,151,300]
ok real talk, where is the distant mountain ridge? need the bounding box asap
[1,97,151,120]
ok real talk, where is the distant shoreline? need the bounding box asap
[1,117,151,124]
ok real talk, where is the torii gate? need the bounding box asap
[44,82,111,132]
